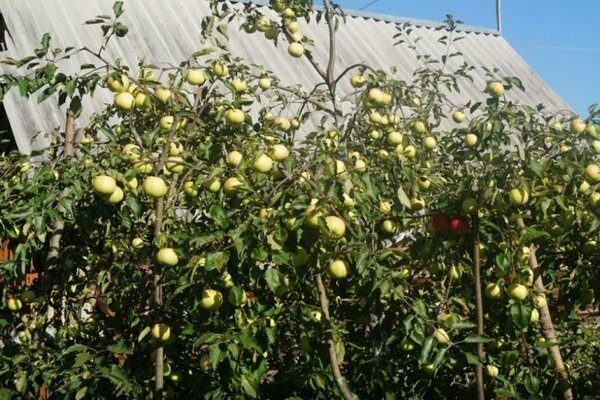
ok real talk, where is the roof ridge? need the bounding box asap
[229,0,500,36]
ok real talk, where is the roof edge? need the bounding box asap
[230,0,500,36]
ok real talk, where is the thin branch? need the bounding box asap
[472,215,484,400]
[153,197,165,399]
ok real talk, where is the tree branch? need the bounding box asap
[153,197,165,399]
[472,215,484,400]
[314,273,357,400]
[516,218,573,400]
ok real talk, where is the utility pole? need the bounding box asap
[496,0,502,33]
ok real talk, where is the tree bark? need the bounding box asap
[472,215,485,400]
[314,273,357,400]
[153,198,165,400]
[516,218,573,400]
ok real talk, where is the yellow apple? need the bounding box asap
[367,88,384,104]
[156,248,178,266]
[183,181,198,196]
[123,144,141,161]
[379,201,392,214]
[403,145,417,159]
[7,298,23,311]
[418,176,431,191]
[423,136,437,150]
[232,78,247,93]
[92,175,117,195]
[488,81,504,97]
[256,16,271,32]
[225,108,245,125]
[134,92,150,108]
[328,259,348,279]
[381,219,397,234]
[143,176,168,198]
[104,186,124,204]
[213,62,229,77]
[154,87,172,103]
[107,74,130,92]
[464,133,478,147]
[412,120,427,134]
[325,215,346,238]
[200,289,223,310]
[387,131,403,145]
[350,74,366,88]
[530,308,539,322]
[285,20,300,34]
[226,150,243,166]
[258,77,271,90]
[252,154,273,173]
[269,144,289,161]
[186,69,206,85]
[114,92,135,111]
[433,328,450,345]
[485,283,502,299]
[508,283,528,301]
[509,188,529,206]
[151,323,171,342]
[569,118,586,134]
[131,238,144,249]
[274,116,291,131]
[134,160,153,174]
[166,157,184,174]
[355,159,367,172]
[584,164,600,183]
[411,198,425,211]
[223,177,242,195]
[534,294,547,308]
[288,42,305,57]
[485,365,499,378]
[452,111,465,123]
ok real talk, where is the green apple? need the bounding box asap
[509,188,529,206]
[92,175,117,195]
[508,283,528,301]
[114,92,135,111]
[154,87,172,103]
[387,131,403,145]
[485,365,499,378]
[422,363,435,375]
[227,289,247,306]
[20,290,36,303]
[223,177,242,195]
[400,339,414,351]
[579,181,591,194]
[151,323,171,342]
[464,133,478,147]
[132,238,144,249]
[433,328,450,344]
[452,111,465,123]
[485,283,502,299]
[252,154,273,173]
[328,259,348,279]
[381,220,397,234]
[287,42,305,57]
[200,289,223,310]
[7,298,23,311]
[530,308,539,322]
[157,248,178,266]
[143,176,168,198]
[589,191,600,207]
[186,69,206,86]
[342,193,356,209]
[225,108,245,125]
[488,81,504,97]
[584,164,600,183]
[226,150,243,166]
[411,198,425,211]
[462,198,478,214]
[183,181,198,196]
[200,354,212,372]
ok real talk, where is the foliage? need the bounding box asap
[0,0,599,399]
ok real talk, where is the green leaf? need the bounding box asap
[264,268,282,293]
[75,387,88,400]
[209,204,229,228]
[0,388,14,400]
[463,335,494,343]
[397,186,412,209]
[418,337,434,364]
[107,341,133,355]
[240,374,258,398]
[464,351,481,366]
[510,303,531,330]
[137,326,150,342]
[113,1,124,17]
[195,332,222,345]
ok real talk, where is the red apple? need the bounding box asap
[449,217,469,235]
[432,214,451,232]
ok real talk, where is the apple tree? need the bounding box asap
[0,1,598,399]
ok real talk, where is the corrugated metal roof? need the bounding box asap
[0,0,572,154]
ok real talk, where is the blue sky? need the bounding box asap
[332,0,600,116]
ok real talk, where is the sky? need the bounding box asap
[331,0,600,116]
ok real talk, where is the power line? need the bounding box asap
[359,0,382,11]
